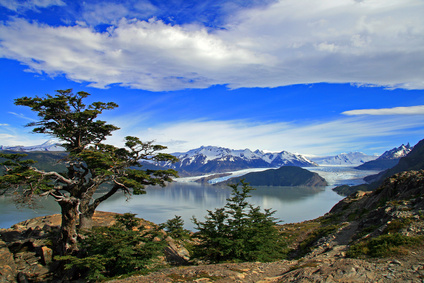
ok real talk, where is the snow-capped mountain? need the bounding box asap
[0,140,64,152]
[309,152,378,166]
[159,146,318,176]
[355,143,413,171]
[377,143,412,160]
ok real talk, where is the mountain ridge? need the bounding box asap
[158,146,318,176]
[355,143,412,171]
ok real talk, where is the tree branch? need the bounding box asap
[31,167,73,184]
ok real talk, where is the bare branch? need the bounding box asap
[31,167,73,184]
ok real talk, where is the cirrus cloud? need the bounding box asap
[342,105,424,116]
[0,0,65,11]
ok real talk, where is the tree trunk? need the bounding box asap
[58,197,80,255]
[78,206,95,231]
[79,185,120,230]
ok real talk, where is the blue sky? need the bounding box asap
[0,0,423,156]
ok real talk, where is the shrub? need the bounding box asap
[347,233,423,258]
[192,180,285,263]
[57,213,166,281]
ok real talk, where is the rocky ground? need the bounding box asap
[109,224,424,283]
[1,170,424,282]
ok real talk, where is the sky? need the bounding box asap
[0,0,423,156]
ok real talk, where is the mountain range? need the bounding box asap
[157,146,318,176]
[0,140,64,152]
[0,140,413,177]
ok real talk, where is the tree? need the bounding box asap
[161,215,190,241]
[192,180,285,263]
[0,89,178,255]
[58,213,167,281]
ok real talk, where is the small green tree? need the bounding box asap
[162,215,190,240]
[59,213,166,281]
[192,180,284,263]
[0,89,178,255]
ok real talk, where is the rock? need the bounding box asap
[0,240,16,283]
[17,272,29,283]
[164,238,190,265]
[40,246,53,265]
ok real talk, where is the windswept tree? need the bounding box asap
[0,89,178,255]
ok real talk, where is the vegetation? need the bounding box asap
[0,89,178,255]
[192,180,285,263]
[57,213,167,281]
[161,215,191,241]
[347,234,424,258]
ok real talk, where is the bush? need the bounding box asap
[57,213,166,281]
[347,233,423,258]
[192,180,285,263]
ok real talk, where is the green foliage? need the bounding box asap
[0,89,179,255]
[0,153,53,200]
[57,213,166,281]
[162,215,190,240]
[14,90,119,153]
[347,234,424,258]
[192,180,285,263]
[384,218,413,234]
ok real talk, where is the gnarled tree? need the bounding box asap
[0,89,178,255]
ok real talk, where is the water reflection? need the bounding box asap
[0,181,342,231]
[98,182,340,230]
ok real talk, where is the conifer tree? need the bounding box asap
[192,180,284,262]
[0,89,178,255]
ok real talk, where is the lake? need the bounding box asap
[0,166,379,231]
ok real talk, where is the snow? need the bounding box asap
[176,165,381,187]
[310,152,378,166]
[172,145,316,166]
[305,166,381,186]
[0,139,64,151]
[379,144,412,160]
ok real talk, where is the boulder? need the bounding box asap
[0,240,16,283]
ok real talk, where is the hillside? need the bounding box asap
[0,151,68,172]
[217,166,328,187]
[355,143,412,171]
[365,139,424,184]
[333,138,424,196]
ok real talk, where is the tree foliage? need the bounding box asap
[58,213,167,281]
[161,215,191,241]
[192,180,285,263]
[0,89,178,255]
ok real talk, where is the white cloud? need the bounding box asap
[0,0,423,90]
[0,0,65,11]
[342,105,424,116]
[122,115,424,155]
[0,18,267,91]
